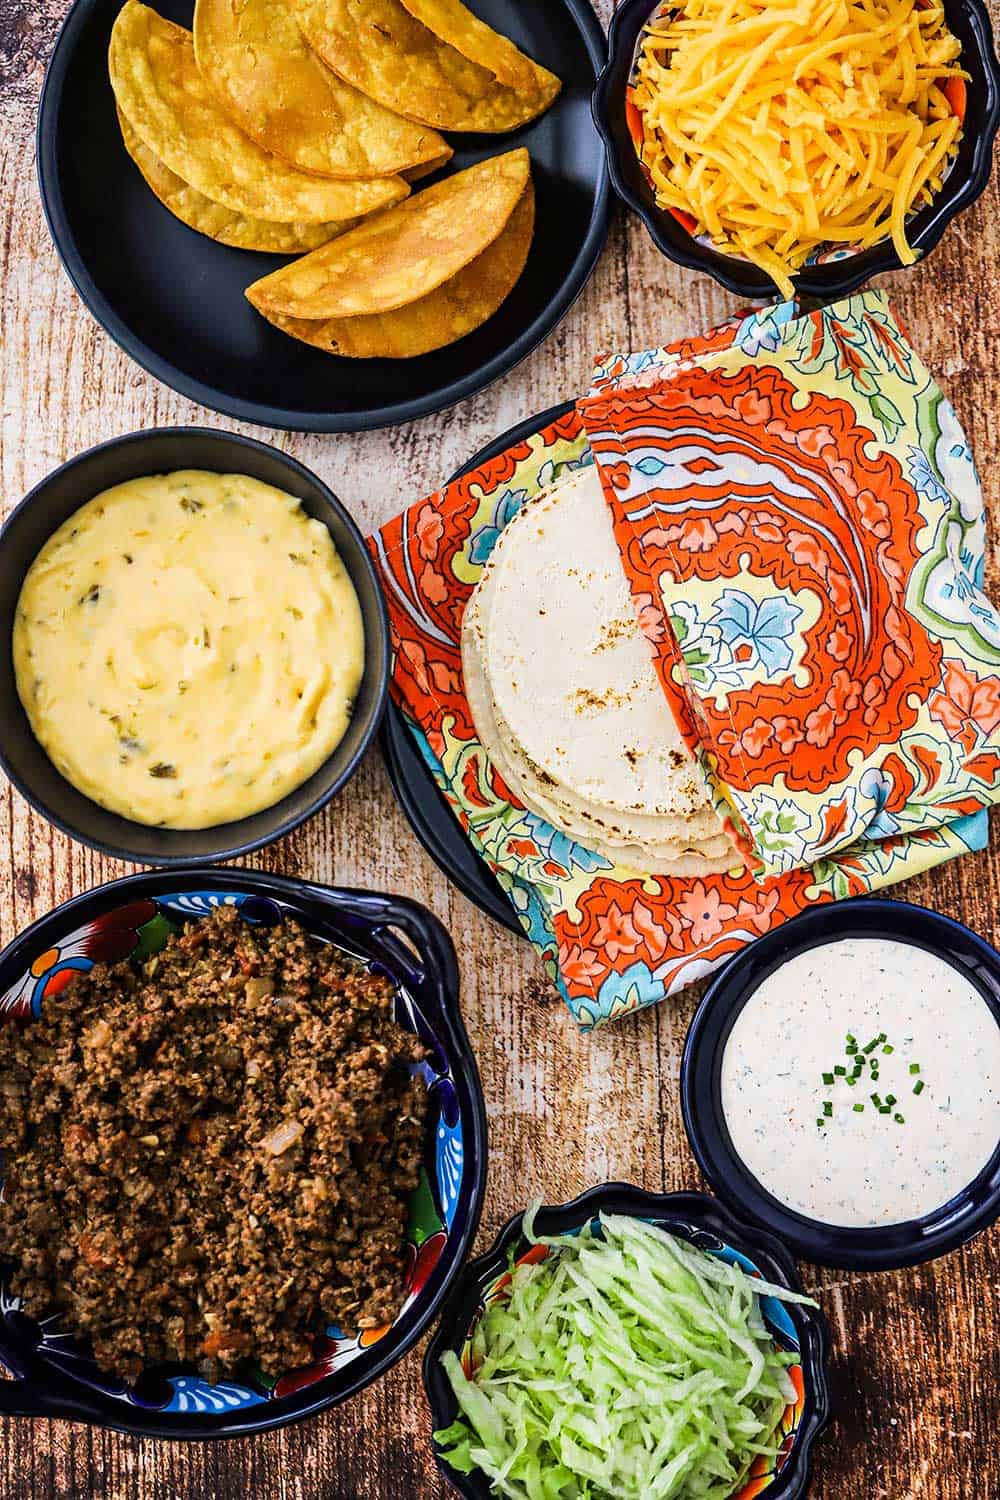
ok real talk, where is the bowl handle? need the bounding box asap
[301,885,460,1006]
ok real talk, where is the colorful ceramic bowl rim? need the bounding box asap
[0,866,488,1439]
[0,426,390,866]
[592,0,1000,300]
[423,1184,831,1500]
[681,896,1000,1271]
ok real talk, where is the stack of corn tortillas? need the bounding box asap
[461,467,742,877]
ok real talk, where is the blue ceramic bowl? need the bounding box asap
[0,427,389,866]
[593,0,1000,300]
[0,868,487,1438]
[682,898,1000,1271]
[424,1184,831,1499]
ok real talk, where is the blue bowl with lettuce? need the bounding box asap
[424,1184,831,1499]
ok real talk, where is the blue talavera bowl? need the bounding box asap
[0,427,390,867]
[0,868,487,1438]
[424,1185,831,1499]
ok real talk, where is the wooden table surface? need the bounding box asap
[4,1,1000,1495]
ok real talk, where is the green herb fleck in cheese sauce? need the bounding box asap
[721,938,1000,1228]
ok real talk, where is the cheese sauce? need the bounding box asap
[13,471,364,829]
[721,938,1000,1228]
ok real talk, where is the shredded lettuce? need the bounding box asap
[434,1209,817,1500]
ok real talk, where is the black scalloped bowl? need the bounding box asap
[0,867,487,1438]
[681,898,1000,1271]
[0,428,389,865]
[593,0,1000,300]
[424,1185,831,1499]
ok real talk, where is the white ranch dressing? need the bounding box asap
[721,937,1000,1228]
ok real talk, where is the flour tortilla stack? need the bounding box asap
[461,467,741,876]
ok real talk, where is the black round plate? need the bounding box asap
[380,400,575,935]
[37,1,610,433]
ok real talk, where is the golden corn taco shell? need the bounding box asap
[109,1,408,223]
[403,147,454,181]
[398,0,559,97]
[192,0,451,180]
[252,179,534,357]
[118,109,357,252]
[291,0,560,133]
[245,149,530,319]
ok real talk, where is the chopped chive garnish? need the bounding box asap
[834,1065,846,1076]
[823,1101,833,1117]
[885,1095,897,1108]
[847,1075,857,1086]
[880,1105,892,1115]
[846,1034,857,1045]
[863,1038,880,1054]
[823,1072,835,1085]
[853,1103,865,1113]
[894,1113,905,1124]
[871,1093,883,1109]
[870,1065,880,1080]
[816,1118,826,1128]
[882,1044,894,1054]
[845,1042,857,1055]
[909,1063,921,1075]
[913,1080,925,1095]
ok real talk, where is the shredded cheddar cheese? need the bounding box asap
[631,0,966,296]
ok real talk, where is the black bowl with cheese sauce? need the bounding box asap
[682,898,1000,1271]
[0,428,389,865]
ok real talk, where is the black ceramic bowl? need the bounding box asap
[0,428,389,865]
[0,866,487,1437]
[424,1184,831,1499]
[593,0,1000,300]
[682,898,1000,1271]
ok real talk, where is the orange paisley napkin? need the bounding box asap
[370,294,990,1029]
[580,290,1000,879]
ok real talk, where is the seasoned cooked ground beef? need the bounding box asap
[0,905,428,1382]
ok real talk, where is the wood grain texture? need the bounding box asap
[3,1,1000,1495]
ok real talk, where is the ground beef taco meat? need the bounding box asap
[0,905,429,1383]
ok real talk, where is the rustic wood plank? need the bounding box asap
[3,0,1000,1495]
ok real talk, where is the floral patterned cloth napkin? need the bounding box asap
[370,296,990,1029]
[580,290,1000,877]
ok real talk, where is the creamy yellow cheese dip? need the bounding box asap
[13,471,364,829]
